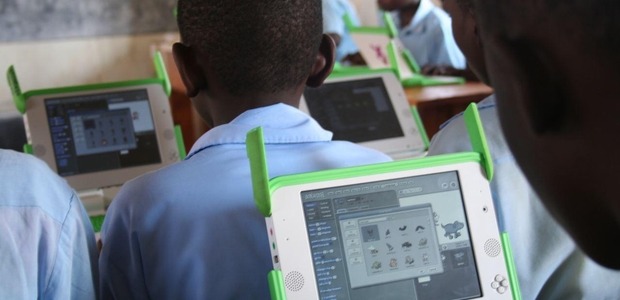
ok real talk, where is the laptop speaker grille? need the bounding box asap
[285,271,304,292]
[484,238,501,257]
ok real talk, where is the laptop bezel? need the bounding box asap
[24,83,179,191]
[266,160,511,299]
[299,72,426,159]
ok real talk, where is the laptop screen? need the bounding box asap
[300,171,482,299]
[303,78,404,143]
[44,89,161,177]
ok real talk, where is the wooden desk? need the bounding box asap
[406,82,493,139]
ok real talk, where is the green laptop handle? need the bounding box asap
[502,232,522,300]
[267,270,286,300]
[246,127,271,216]
[382,12,398,39]
[7,51,171,115]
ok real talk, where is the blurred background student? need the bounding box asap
[322,0,366,65]
[378,0,465,71]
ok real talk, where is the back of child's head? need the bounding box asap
[176,0,323,97]
[471,0,620,270]
[474,0,620,67]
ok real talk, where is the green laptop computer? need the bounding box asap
[246,104,520,299]
[334,13,465,87]
[7,52,186,231]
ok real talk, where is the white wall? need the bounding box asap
[0,0,443,113]
[0,32,179,112]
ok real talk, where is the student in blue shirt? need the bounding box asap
[428,0,620,298]
[0,149,98,299]
[323,0,365,65]
[378,0,466,70]
[471,0,620,270]
[98,0,392,298]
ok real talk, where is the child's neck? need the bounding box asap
[206,89,303,127]
[398,1,422,28]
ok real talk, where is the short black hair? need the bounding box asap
[177,0,323,97]
[473,0,620,64]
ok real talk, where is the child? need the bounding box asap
[98,0,392,298]
[0,149,98,299]
[471,0,620,270]
[323,0,365,65]
[378,0,466,70]
[428,0,620,297]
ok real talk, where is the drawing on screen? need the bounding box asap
[441,221,465,239]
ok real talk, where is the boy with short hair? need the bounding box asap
[429,0,620,297]
[98,0,391,298]
[471,0,620,270]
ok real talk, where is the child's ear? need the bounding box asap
[172,43,207,97]
[306,34,336,88]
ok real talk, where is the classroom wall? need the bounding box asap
[0,32,179,112]
[0,0,443,112]
[0,0,178,112]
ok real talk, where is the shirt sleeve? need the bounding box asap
[45,193,99,300]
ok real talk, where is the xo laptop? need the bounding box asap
[246,104,520,300]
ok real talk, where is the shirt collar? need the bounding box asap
[187,103,333,158]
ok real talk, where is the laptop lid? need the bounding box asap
[344,13,465,87]
[300,72,426,159]
[267,160,512,299]
[246,105,518,299]
[23,83,180,191]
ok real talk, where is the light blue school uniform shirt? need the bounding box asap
[0,150,98,299]
[391,0,465,69]
[428,95,620,299]
[323,0,361,61]
[99,103,392,299]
